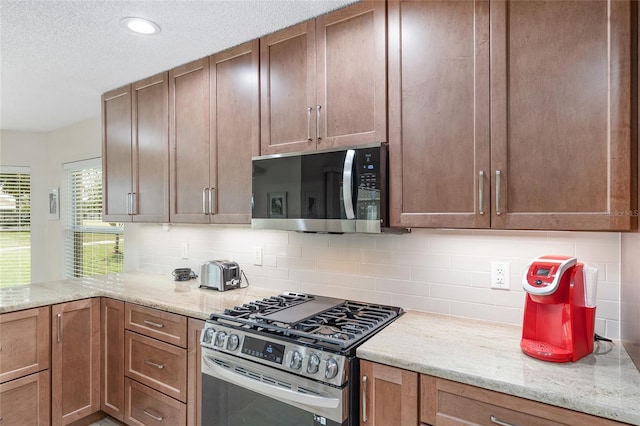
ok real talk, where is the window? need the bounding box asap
[64,159,124,278]
[0,167,31,287]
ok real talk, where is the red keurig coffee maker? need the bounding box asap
[521,255,596,362]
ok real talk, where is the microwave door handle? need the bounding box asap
[342,149,356,220]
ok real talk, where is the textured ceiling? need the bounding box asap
[0,0,357,132]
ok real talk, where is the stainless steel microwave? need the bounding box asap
[251,144,388,233]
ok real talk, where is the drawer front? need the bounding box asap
[0,306,50,383]
[125,378,186,426]
[125,303,188,347]
[0,370,50,426]
[125,331,187,402]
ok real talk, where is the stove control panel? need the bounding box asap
[200,322,348,386]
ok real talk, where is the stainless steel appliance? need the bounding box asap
[200,260,242,291]
[200,292,403,425]
[251,144,389,233]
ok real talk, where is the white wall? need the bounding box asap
[0,117,101,282]
[131,224,622,338]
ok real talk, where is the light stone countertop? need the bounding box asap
[357,310,640,425]
[3,272,639,424]
[0,271,279,317]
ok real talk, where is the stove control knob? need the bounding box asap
[215,331,227,348]
[290,351,303,370]
[307,354,320,374]
[227,334,240,351]
[202,328,215,344]
[325,358,339,379]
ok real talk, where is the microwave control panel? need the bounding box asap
[356,148,381,220]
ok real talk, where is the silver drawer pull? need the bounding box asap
[143,409,164,421]
[143,319,164,328]
[144,359,165,369]
[490,415,517,426]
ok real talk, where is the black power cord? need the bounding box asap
[594,333,613,343]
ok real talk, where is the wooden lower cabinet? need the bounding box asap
[187,319,205,426]
[102,298,125,421]
[0,306,50,384]
[125,377,187,426]
[421,375,625,426]
[0,370,50,425]
[359,360,419,425]
[51,298,101,426]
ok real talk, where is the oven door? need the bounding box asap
[201,347,348,426]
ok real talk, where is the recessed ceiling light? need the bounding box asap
[120,17,161,35]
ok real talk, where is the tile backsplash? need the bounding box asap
[130,224,621,338]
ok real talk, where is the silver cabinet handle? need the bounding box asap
[143,409,165,422]
[202,188,209,214]
[307,107,313,141]
[495,170,502,216]
[479,170,485,215]
[131,192,137,215]
[362,375,368,423]
[316,105,322,140]
[127,193,132,215]
[490,415,517,426]
[144,359,165,369]
[342,149,356,220]
[209,187,216,215]
[143,319,164,328]
[57,313,62,343]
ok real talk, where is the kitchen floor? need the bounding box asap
[90,417,122,426]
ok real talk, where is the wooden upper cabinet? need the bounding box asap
[102,85,133,221]
[132,72,170,223]
[261,20,316,155]
[260,0,386,155]
[388,0,490,229]
[210,40,260,224]
[103,72,169,223]
[169,58,212,224]
[390,0,632,231]
[490,0,632,230]
[316,0,387,150]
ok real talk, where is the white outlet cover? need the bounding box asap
[491,261,510,290]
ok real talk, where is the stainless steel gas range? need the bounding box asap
[200,292,403,426]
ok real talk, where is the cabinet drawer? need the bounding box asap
[0,370,50,425]
[0,306,50,383]
[125,331,187,402]
[125,378,186,426]
[125,303,187,347]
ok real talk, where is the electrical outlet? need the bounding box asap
[491,261,510,289]
[181,243,189,260]
[253,246,263,266]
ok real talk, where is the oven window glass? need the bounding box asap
[202,373,345,426]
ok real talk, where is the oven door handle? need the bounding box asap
[203,355,340,409]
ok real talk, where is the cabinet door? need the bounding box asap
[101,298,125,421]
[490,0,632,230]
[360,360,418,426]
[132,72,170,223]
[51,298,101,426]
[102,85,133,222]
[0,306,50,384]
[388,0,490,229]
[316,0,386,150]
[260,20,316,155]
[0,370,50,426]
[187,318,205,426]
[170,59,212,224]
[210,40,260,224]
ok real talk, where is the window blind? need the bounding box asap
[0,167,31,286]
[64,160,124,278]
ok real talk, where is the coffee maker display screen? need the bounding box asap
[536,267,551,277]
